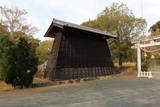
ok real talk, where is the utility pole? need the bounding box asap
[140,0,143,18]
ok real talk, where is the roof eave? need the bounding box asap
[44,18,117,39]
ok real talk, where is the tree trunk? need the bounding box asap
[119,55,123,67]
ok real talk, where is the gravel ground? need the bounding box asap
[0,77,160,107]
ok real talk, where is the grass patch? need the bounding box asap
[0,81,14,91]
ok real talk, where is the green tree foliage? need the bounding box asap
[0,36,38,87]
[149,21,160,36]
[0,6,39,87]
[141,56,151,71]
[0,6,39,53]
[82,3,147,66]
[0,35,14,80]
[36,40,53,64]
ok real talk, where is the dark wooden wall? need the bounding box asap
[45,29,115,80]
[44,32,62,80]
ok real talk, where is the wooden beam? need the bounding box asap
[132,41,160,48]
[139,41,160,48]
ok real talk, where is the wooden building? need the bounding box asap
[44,19,117,80]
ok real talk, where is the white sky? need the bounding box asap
[0,0,160,40]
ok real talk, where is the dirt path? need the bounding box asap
[1,77,160,107]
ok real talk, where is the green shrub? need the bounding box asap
[0,35,14,80]
[141,56,151,72]
[0,36,38,88]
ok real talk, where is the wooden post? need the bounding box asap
[137,43,141,77]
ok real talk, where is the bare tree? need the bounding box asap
[0,6,39,36]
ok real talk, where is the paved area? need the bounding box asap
[0,77,160,107]
[152,72,160,79]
